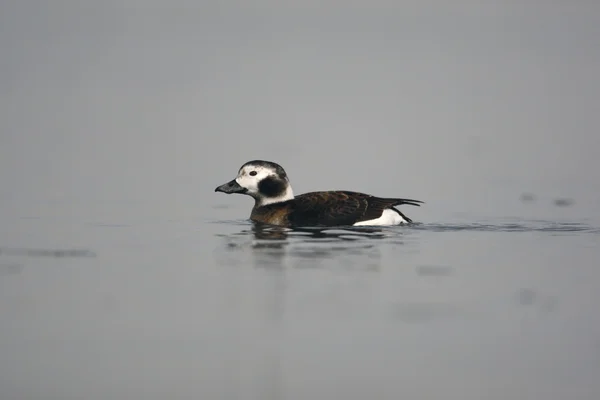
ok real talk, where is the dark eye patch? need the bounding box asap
[249,171,257,176]
[258,177,286,197]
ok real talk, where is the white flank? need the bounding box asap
[353,209,408,226]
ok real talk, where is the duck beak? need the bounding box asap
[215,179,247,194]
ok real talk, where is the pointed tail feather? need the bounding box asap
[390,198,424,207]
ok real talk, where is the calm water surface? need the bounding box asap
[2,208,599,400]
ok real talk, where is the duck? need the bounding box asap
[215,160,423,227]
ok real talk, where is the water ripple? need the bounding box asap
[0,247,97,258]
[413,221,600,233]
[214,219,599,268]
[214,219,600,237]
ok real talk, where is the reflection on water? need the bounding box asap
[216,222,418,271]
[215,219,600,269]
[214,217,600,275]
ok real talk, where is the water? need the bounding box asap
[2,212,599,399]
[2,2,600,399]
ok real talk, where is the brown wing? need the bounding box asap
[288,191,422,227]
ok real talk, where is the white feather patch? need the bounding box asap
[353,209,408,226]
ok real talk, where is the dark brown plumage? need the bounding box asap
[215,160,424,227]
[250,191,423,227]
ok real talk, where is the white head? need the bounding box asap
[215,160,294,206]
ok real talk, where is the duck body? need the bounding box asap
[215,160,423,227]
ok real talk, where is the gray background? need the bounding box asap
[1,2,599,399]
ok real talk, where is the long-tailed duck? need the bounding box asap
[215,160,423,227]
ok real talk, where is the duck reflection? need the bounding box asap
[251,222,389,241]
[251,223,290,242]
[219,222,403,271]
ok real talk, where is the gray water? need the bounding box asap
[2,2,600,400]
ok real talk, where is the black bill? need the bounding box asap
[214,179,247,194]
